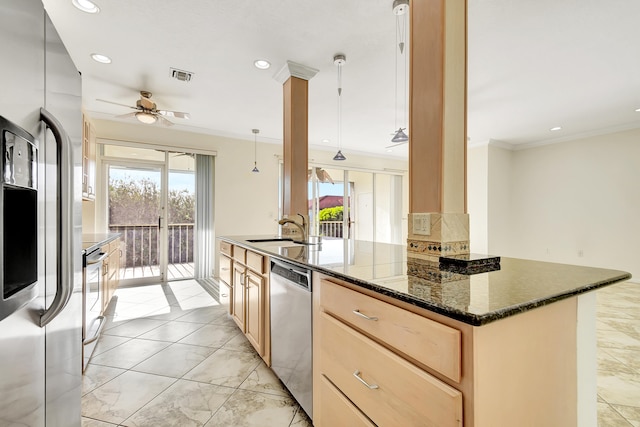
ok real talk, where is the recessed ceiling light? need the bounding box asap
[321,139,330,143]
[254,60,271,70]
[386,149,393,152]
[72,0,100,13]
[90,53,111,64]
[550,126,562,131]
[635,108,640,112]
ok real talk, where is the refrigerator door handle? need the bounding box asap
[39,108,74,328]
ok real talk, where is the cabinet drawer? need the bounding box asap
[321,279,461,382]
[220,241,233,257]
[233,246,246,263]
[319,312,463,427]
[246,250,265,274]
[318,375,375,427]
[219,254,232,286]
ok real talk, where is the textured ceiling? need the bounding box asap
[42,0,640,158]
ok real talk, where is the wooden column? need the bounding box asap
[274,61,318,233]
[407,0,469,260]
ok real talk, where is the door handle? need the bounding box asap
[39,108,74,327]
[158,216,161,229]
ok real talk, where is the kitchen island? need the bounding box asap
[218,236,631,427]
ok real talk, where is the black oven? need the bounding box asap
[82,247,107,370]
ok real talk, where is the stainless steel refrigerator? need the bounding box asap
[0,0,82,425]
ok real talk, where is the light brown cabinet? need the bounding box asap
[315,277,463,427]
[231,262,246,331]
[101,238,121,312]
[219,241,270,365]
[313,274,582,427]
[218,253,232,314]
[245,269,265,355]
[81,114,96,201]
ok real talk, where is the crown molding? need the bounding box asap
[273,61,319,84]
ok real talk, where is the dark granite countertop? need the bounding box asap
[220,235,632,326]
[82,233,122,255]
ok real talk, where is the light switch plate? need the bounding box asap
[412,213,431,235]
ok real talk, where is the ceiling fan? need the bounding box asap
[97,91,191,126]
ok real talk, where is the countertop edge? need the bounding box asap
[82,233,122,255]
[219,236,633,327]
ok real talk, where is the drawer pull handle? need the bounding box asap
[352,309,378,321]
[353,370,379,390]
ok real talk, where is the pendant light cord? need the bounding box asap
[338,63,342,151]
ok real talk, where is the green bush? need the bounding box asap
[318,206,343,221]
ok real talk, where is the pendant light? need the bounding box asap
[251,129,260,173]
[333,54,347,161]
[391,0,409,144]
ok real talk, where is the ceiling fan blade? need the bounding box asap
[96,99,138,109]
[156,115,174,127]
[115,112,138,119]
[158,110,191,119]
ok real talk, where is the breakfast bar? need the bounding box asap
[219,235,632,427]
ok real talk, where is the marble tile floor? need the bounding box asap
[81,279,311,427]
[596,280,640,427]
[81,278,639,427]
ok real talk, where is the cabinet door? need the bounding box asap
[87,120,96,198]
[81,115,89,198]
[231,264,246,331]
[245,270,264,356]
[101,245,110,312]
[219,254,232,287]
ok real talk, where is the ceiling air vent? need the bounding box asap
[170,68,194,82]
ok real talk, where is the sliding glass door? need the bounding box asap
[103,145,196,283]
[307,166,403,244]
[108,162,165,283]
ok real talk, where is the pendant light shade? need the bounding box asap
[332,150,346,161]
[333,54,347,161]
[391,128,408,143]
[251,128,260,173]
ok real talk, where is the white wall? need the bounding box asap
[471,129,640,280]
[89,119,409,267]
[468,144,488,253]
[487,144,513,255]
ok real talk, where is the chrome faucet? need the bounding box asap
[278,213,308,242]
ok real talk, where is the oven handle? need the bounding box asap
[39,108,74,327]
[87,253,108,265]
[83,316,106,345]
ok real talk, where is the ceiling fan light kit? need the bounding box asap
[135,111,157,124]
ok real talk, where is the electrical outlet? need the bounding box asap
[412,213,431,236]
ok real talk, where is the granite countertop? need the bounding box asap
[82,233,122,254]
[220,235,632,326]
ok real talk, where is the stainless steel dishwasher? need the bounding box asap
[270,258,313,419]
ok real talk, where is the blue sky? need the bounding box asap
[109,167,195,193]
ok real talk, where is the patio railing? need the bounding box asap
[318,220,353,238]
[109,223,194,268]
